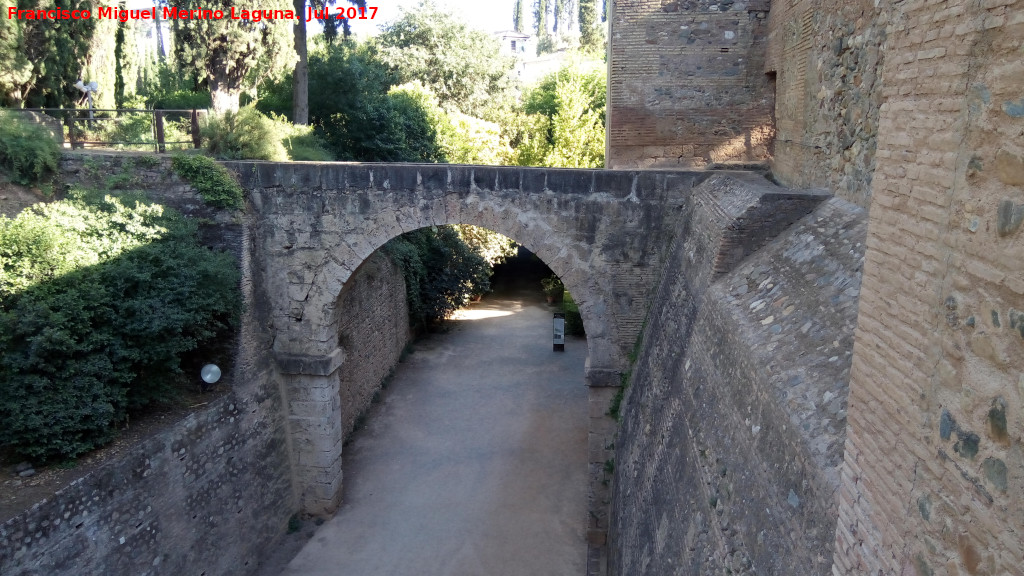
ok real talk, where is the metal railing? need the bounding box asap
[13,108,206,153]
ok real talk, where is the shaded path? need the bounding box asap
[276,280,589,575]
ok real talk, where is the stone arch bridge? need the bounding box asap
[223,160,827,523]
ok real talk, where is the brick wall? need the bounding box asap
[836,1,1024,574]
[606,0,774,169]
[336,251,411,440]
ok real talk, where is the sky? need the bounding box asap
[123,1,523,37]
[345,0,520,37]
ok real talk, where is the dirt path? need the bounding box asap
[263,283,589,576]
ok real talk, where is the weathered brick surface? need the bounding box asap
[335,251,411,440]
[836,1,1024,574]
[610,176,864,575]
[607,0,775,169]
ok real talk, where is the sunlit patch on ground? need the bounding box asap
[451,308,516,321]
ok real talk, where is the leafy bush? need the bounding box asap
[260,42,443,163]
[202,105,289,161]
[384,226,491,328]
[456,225,516,267]
[0,110,61,185]
[283,130,334,162]
[97,111,193,152]
[0,193,241,461]
[202,105,334,162]
[171,154,244,210]
[563,291,586,336]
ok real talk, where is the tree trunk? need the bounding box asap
[292,0,309,125]
[154,2,166,62]
[209,81,241,113]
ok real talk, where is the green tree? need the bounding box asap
[384,226,491,328]
[169,0,296,112]
[267,41,443,162]
[0,0,96,108]
[544,71,604,167]
[374,0,516,119]
[292,0,365,125]
[515,59,606,168]
[534,0,550,42]
[579,0,601,52]
[0,0,33,104]
[513,0,526,33]
[83,13,117,109]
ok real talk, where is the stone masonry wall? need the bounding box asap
[609,174,859,574]
[835,1,1024,574]
[607,0,775,169]
[0,153,296,576]
[336,251,411,440]
[764,0,889,208]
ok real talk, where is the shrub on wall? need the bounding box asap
[0,110,60,186]
[170,154,244,210]
[0,192,241,461]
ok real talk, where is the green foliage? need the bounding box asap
[154,90,213,110]
[607,386,625,421]
[456,225,516,267]
[384,226,491,329]
[0,193,241,461]
[283,130,334,162]
[171,154,244,210]
[0,110,60,186]
[541,274,564,298]
[169,0,297,112]
[1,0,96,107]
[516,59,606,168]
[375,1,517,119]
[259,42,441,163]
[0,0,33,103]
[202,105,333,162]
[259,10,521,165]
[513,0,527,33]
[202,105,289,161]
[562,291,586,336]
[578,0,603,53]
[287,514,302,534]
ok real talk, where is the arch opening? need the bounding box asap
[277,224,594,573]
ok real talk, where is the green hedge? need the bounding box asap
[0,192,241,461]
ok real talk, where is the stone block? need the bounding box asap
[275,348,346,376]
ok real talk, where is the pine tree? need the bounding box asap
[579,0,600,51]
[513,0,526,33]
[169,0,296,112]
